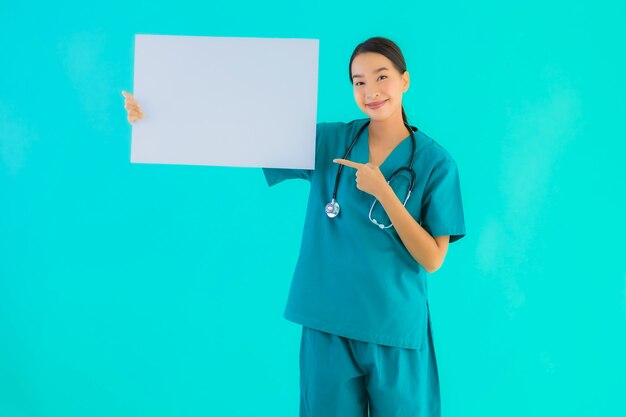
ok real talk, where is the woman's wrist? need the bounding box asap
[376,183,397,205]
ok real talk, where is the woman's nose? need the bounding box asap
[366,90,380,99]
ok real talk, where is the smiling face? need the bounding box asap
[351,52,410,121]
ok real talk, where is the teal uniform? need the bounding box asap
[263,118,466,416]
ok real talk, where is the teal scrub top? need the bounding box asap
[263,118,466,349]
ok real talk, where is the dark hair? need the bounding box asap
[348,37,409,125]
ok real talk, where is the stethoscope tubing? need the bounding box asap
[331,120,417,201]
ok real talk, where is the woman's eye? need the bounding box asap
[354,75,387,86]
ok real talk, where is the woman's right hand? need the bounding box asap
[121,90,144,124]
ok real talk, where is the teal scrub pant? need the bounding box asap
[298,318,440,417]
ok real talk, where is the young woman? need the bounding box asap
[123,36,466,417]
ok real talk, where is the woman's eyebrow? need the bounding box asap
[352,67,389,79]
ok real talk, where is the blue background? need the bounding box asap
[1,1,625,416]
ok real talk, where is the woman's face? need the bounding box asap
[351,52,409,121]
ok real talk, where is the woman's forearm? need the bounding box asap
[376,184,440,272]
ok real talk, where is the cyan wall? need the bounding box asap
[1,1,625,416]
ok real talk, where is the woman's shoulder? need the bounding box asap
[315,118,368,147]
[316,118,367,132]
[317,119,458,166]
[415,128,458,166]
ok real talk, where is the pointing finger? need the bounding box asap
[333,158,363,169]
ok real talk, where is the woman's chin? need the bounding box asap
[366,110,390,120]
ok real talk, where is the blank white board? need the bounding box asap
[130,34,319,169]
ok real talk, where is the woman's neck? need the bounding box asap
[368,111,408,146]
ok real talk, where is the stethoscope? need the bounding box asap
[325,120,418,229]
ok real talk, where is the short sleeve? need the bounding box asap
[262,166,311,187]
[420,157,467,243]
[261,122,324,187]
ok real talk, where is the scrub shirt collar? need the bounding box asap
[353,118,417,177]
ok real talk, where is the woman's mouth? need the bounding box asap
[367,100,388,110]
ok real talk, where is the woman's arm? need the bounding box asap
[332,158,452,273]
[377,185,450,273]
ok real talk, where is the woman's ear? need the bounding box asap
[402,70,410,93]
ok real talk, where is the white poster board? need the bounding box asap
[130,34,319,169]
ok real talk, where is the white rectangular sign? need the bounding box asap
[130,34,319,169]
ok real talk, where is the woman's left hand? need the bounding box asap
[333,158,390,199]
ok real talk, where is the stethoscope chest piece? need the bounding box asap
[325,199,340,218]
